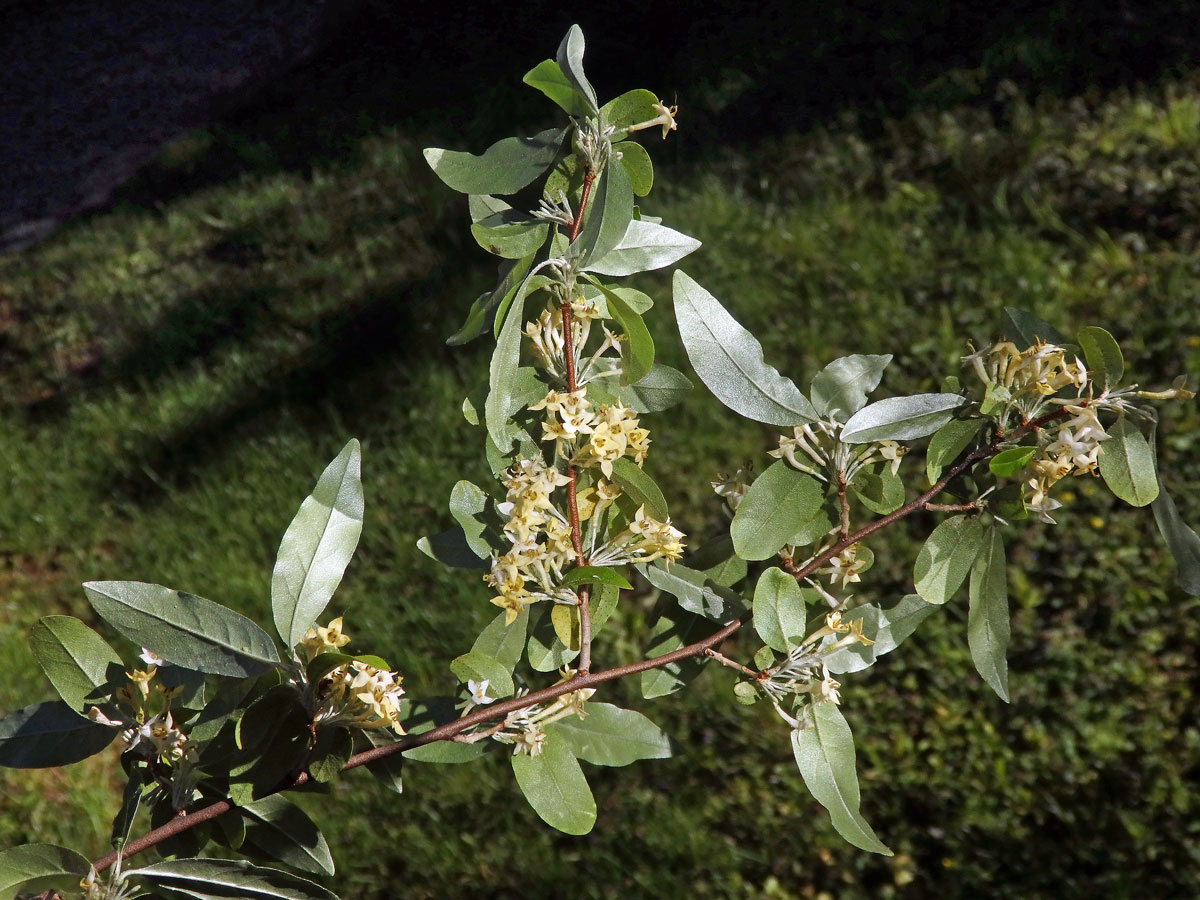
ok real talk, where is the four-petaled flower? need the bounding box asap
[468,679,495,705]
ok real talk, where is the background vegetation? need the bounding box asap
[1,3,1198,897]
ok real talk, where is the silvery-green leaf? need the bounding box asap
[753,567,812,651]
[449,480,493,560]
[526,606,579,672]
[640,561,741,620]
[447,254,535,347]
[469,212,549,259]
[609,457,668,520]
[0,844,91,898]
[674,271,816,425]
[555,25,599,114]
[913,515,986,605]
[1001,307,1064,346]
[471,608,529,672]
[485,275,534,454]
[589,278,653,382]
[587,220,700,276]
[600,88,661,133]
[402,697,484,764]
[1077,325,1124,392]
[568,161,634,269]
[522,59,593,116]
[792,703,892,855]
[611,363,692,413]
[29,615,120,713]
[617,140,653,195]
[423,127,567,195]
[417,529,488,570]
[968,525,1011,701]
[731,461,824,561]
[850,468,905,515]
[0,701,116,767]
[547,702,671,767]
[810,354,892,421]
[86,581,281,677]
[925,418,984,484]
[824,594,938,674]
[272,439,364,650]
[512,730,596,834]
[128,858,339,900]
[841,394,965,444]
[1151,485,1200,597]
[449,651,515,698]
[242,795,335,876]
[1098,417,1159,506]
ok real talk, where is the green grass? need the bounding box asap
[2,70,1200,899]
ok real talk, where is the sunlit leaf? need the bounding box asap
[1099,417,1159,506]
[968,525,1010,701]
[1077,325,1124,392]
[753,567,813,651]
[926,418,984,484]
[673,271,816,425]
[586,220,700,276]
[0,844,91,898]
[128,858,340,900]
[913,515,986,605]
[522,59,592,116]
[841,394,965,444]
[810,354,891,421]
[85,581,281,677]
[423,127,567,195]
[640,561,741,620]
[511,730,596,834]
[449,651,515,698]
[29,615,120,713]
[988,446,1036,478]
[272,439,364,650]
[823,594,939,674]
[547,702,671,766]
[731,461,824,560]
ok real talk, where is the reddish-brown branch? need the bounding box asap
[836,476,851,540]
[567,168,596,243]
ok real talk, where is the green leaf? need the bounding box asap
[402,697,485,764]
[968,526,1011,702]
[926,418,984,484]
[823,594,939,674]
[361,728,405,789]
[1077,325,1124,391]
[307,726,353,783]
[449,480,494,560]
[688,536,747,587]
[591,582,620,631]
[753,567,812,651]
[640,561,741,620]
[731,461,824,560]
[561,566,633,590]
[673,271,816,425]
[112,773,147,850]
[447,254,534,346]
[522,59,593,116]
[423,127,567,195]
[612,363,692,413]
[449,651,515,698]
[416,529,488,570]
[787,503,836,550]
[792,703,892,855]
[850,468,905,515]
[232,687,310,791]
[272,439,364,651]
[85,581,282,678]
[1099,417,1159,506]
[470,214,549,259]
[29,615,120,713]
[485,274,532,454]
[640,604,708,699]
[511,731,596,834]
[609,457,669,520]
[129,858,340,900]
[588,278,654,383]
[601,88,661,132]
[0,844,91,898]
[1001,307,1065,346]
[242,795,335,876]
[810,354,892,421]
[1152,485,1200,597]
[547,702,671,766]
[989,445,1036,478]
[569,161,634,269]
[913,515,986,604]
[587,220,700,277]
[555,25,599,114]
[840,394,965,443]
[526,606,579,672]
[617,140,653,196]
[551,603,581,651]
[0,700,116,767]
[471,608,530,672]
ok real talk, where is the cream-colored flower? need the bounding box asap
[628,101,678,139]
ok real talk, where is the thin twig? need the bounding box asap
[837,476,851,540]
[705,647,758,678]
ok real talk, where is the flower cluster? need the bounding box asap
[770,419,906,483]
[491,683,595,757]
[532,389,651,476]
[1024,404,1110,522]
[964,339,1089,424]
[590,504,686,567]
[87,649,194,764]
[315,660,406,732]
[525,299,621,385]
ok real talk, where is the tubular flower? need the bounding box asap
[628,101,679,139]
[299,616,353,661]
[317,660,406,732]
